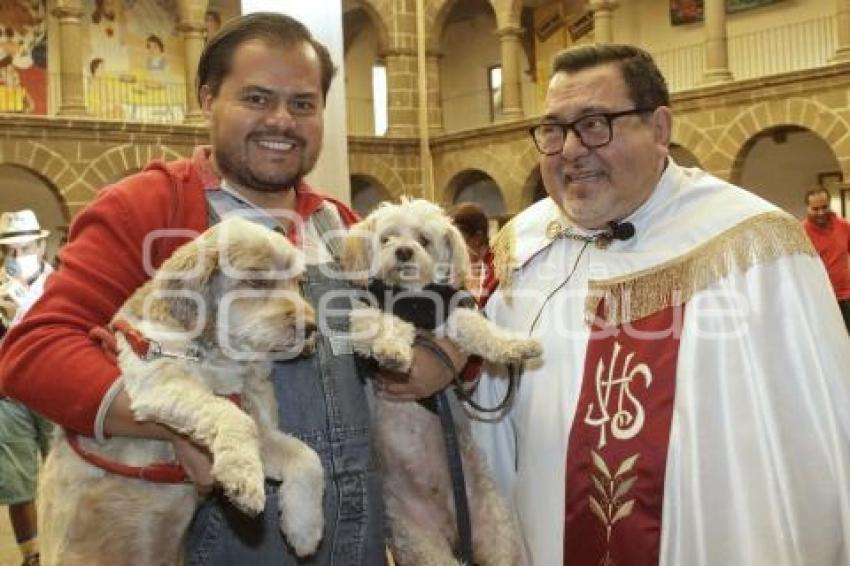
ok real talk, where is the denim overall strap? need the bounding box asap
[185,194,385,565]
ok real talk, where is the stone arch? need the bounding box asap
[670,117,716,169]
[0,162,71,259]
[350,173,392,215]
[427,0,497,53]
[343,0,391,55]
[733,124,839,217]
[435,147,514,209]
[711,99,850,183]
[521,163,545,207]
[444,168,506,217]
[517,144,542,210]
[75,144,184,196]
[491,0,522,30]
[0,139,74,223]
[348,153,407,199]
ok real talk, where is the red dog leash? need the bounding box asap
[72,320,240,483]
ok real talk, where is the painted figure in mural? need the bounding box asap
[0,0,46,114]
[145,34,166,72]
[88,0,130,77]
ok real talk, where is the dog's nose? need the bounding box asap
[395,246,414,261]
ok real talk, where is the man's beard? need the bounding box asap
[215,148,309,193]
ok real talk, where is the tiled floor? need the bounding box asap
[0,509,20,566]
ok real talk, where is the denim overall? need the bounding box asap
[185,193,385,565]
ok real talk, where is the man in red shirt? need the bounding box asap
[802,187,850,331]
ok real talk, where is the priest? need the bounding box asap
[471,43,850,565]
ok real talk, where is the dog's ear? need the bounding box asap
[152,235,219,330]
[445,222,471,288]
[341,216,377,285]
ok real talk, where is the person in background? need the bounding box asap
[0,13,461,564]
[449,202,496,306]
[470,43,850,565]
[0,209,54,566]
[801,186,850,331]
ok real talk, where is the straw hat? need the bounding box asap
[0,209,50,245]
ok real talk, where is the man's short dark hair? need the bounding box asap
[450,202,489,239]
[196,12,337,105]
[551,44,670,110]
[805,187,830,204]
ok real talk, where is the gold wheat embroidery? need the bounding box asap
[588,450,639,564]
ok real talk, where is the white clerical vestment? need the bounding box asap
[471,160,850,565]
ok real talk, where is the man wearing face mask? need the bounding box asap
[0,209,53,566]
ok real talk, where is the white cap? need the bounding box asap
[0,209,49,245]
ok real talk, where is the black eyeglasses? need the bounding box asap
[528,107,655,155]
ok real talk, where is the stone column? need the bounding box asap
[426,52,443,134]
[177,0,206,124]
[833,0,850,62]
[590,0,618,44]
[53,1,87,116]
[702,0,733,83]
[496,25,523,120]
[385,49,418,137]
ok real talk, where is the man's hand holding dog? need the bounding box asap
[375,337,465,401]
[104,390,214,494]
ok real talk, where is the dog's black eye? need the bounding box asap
[418,236,430,247]
[380,236,389,245]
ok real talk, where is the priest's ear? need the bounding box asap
[651,106,672,153]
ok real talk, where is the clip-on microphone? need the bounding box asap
[606,220,635,241]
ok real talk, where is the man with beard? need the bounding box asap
[0,13,462,564]
[802,187,850,331]
[470,44,850,565]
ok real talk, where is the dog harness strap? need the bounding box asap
[433,391,474,564]
[65,430,188,483]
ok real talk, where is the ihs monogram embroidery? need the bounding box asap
[584,341,653,449]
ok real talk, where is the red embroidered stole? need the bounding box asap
[564,303,682,565]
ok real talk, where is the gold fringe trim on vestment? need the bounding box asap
[584,211,815,327]
[491,218,517,296]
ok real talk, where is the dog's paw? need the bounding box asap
[279,449,325,556]
[500,337,543,365]
[212,451,266,516]
[371,337,413,372]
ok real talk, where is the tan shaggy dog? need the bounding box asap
[341,199,539,565]
[38,217,325,566]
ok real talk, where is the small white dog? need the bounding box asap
[341,199,540,565]
[39,217,325,566]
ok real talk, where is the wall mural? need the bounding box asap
[671,0,785,26]
[85,0,186,121]
[0,0,47,114]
